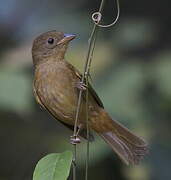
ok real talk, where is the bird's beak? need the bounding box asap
[57,34,76,45]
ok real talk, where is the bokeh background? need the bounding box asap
[0,0,171,179]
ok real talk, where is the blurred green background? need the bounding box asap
[0,0,171,179]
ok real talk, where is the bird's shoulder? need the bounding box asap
[62,60,82,79]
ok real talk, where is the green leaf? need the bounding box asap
[33,151,73,180]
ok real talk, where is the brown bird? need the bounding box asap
[32,30,148,165]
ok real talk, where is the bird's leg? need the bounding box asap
[76,124,84,136]
[70,124,83,145]
[76,81,87,91]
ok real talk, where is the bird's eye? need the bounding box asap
[47,38,54,44]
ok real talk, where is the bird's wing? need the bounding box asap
[66,62,104,108]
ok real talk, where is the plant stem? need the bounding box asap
[72,1,107,180]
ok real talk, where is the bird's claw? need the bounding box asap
[76,81,87,91]
[72,160,76,166]
[70,136,81,145]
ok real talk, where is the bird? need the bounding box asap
[32,30,148,165]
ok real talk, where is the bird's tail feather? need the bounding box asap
[99,118,148,165]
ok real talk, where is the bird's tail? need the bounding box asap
[95,110,148,165]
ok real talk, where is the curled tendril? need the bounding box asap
[92,12,102,23]
[92,0,120,28]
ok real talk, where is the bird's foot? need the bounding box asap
[76,81,87,91]
[70,135,81,145]
[72,159,76,166]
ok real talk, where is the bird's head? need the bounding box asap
[32,30,76,66]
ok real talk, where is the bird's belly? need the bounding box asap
[37,74,78,125]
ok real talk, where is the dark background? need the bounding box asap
[0,0,171,179]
